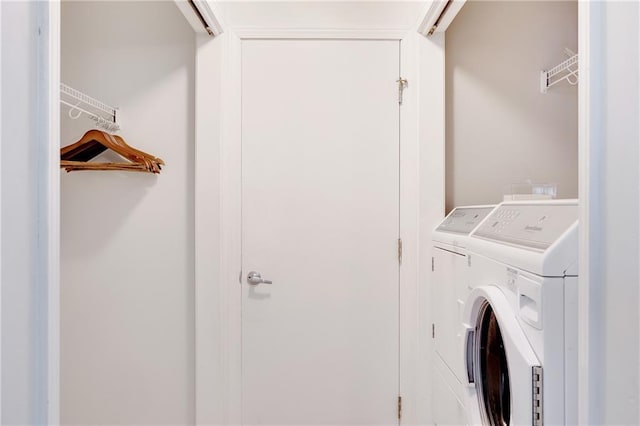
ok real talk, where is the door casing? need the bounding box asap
[206,27,423,424]
[33,2,602,425]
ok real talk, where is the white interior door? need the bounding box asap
[241,39,400,425]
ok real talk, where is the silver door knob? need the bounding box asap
[247,271,272,285]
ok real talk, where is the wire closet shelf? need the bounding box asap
[60,83,120,132]
[540,52,579,94]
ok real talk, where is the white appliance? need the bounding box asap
[463,200,578,425]
[431,205,496,426]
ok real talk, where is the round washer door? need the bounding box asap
[462,286,542,426]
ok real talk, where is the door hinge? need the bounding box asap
[432,256,435,272]
[239,270,243,284]
[532,366,543,426]
[397,78,408,105]
[468,254,472,267]
[398,395,402,420]
[432,323,435,339]
[397,238,403,265]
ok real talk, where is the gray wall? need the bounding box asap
[60,2,195,424]
[445,1,578,212]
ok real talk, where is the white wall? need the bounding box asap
[60,2,195,424]
[582,1,640,423]
[445,1,578,211]
[1,2,48,424]
[215,1,424,29]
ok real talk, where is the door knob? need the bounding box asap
[247,271,272,285]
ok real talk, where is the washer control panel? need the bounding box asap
[471,202,578,251]
[435,207,495,235]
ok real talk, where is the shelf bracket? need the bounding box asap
[540,52,579,94]
[60,83,120,131]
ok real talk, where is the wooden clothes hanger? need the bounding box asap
[112,134,165,174]
[60,129,164,174]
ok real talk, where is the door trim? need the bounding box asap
[44,2,61,423]
[196,28,422,424]
[36,1,61,423]
[233,28,409,40]
[30,2,602,424]
[577,2,599,424]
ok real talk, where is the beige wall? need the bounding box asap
[60,2,195,424]
[445,1,578,212]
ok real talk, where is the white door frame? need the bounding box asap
[194,27,423,424]
[577,2,598,423]
[0,3,4,421]
[577,2,592,423]
[37,1,61,424]
[39,2,606,425]
[43,2,61,423]
[2,0,64,423]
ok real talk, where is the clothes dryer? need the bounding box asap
[431,205,496,425]
[463,200,578,425]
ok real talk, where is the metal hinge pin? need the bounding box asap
[397,78,408,105]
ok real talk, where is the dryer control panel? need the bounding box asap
[435,207,495,235]
[471,202,578,251]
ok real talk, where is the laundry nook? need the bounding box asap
[0,1,638,425]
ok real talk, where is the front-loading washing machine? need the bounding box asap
[463,200,578,425]
[431,205,496,425]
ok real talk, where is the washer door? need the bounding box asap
[463,287,542,426]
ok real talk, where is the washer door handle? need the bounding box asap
[465,328,475,384]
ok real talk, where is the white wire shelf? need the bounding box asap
[540,52,579,94]
[60,83,120,132]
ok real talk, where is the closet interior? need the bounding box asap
[444,0,579,211]
[59,2,196,424]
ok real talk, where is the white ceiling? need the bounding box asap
[213,1,428,31]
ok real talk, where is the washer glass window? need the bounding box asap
[476,302,511,425]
